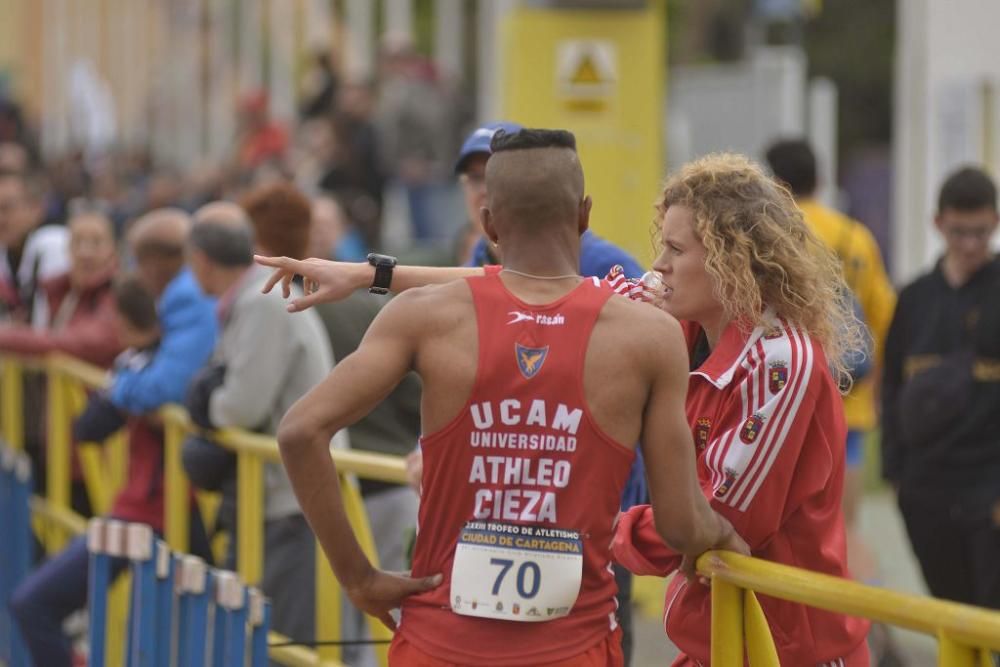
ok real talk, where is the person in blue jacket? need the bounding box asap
[111,208,218,412]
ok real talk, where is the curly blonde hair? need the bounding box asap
[656,153,863,388]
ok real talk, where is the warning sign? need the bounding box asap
[556,40,617,110]
[570,56,602,85]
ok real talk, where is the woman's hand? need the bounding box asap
[255,256,372,312]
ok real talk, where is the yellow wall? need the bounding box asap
[501,3,666,265]
[0,0,42,114]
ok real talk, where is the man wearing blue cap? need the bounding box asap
[450,121,648,666]
[456,121,646,281]
[453,121,522,265]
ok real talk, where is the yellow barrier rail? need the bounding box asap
[1,351,404,667]
[700,551,1000,665]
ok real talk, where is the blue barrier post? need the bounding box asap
[216,571,248,667]
[249,588,271,667]
[126,523,158,667]
[1,448,32,667]
[211,571,226,667]
[180,555,210,667]
[0,448,13,659]
[9,452,30,667]
[227,585,249,667]
[104,520,129,665]
[174,554,190,664]
[155,542,175,667]
[86,518,110,667]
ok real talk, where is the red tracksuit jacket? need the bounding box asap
[613,316,869,666]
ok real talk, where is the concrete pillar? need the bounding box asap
[808,76,838,208]
[177,0,204,165]
[268,0,298,124]
[41,0,71,157]
[206,0,235,160]
[304,0,336,53]
[476,0,520,123]
[434,0,465,82]
[344,0,376,81]
[383,0,414,41]
[239,0,264,93]
[76,0,102,74]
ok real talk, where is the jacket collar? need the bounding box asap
[689,309,778,389]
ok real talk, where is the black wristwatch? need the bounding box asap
[367,253,397,295]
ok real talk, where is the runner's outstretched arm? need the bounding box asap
[276,289,442,628]
[255,255,484,312]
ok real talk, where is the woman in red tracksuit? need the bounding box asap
[612,153,869,666]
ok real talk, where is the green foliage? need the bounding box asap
[803,0,895,151]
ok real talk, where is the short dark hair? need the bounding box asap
[937,166,997,214]
[240,181,311,259]
[491,128,577,154]
[132,239,184,262]
[764,139,817,197]
[114,275,159,331]
[188,222,254,267]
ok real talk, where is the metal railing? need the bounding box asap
[8,351,1000,666]
[1,352,404,666]
[701,551,1000,665]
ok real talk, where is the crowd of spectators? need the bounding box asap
[0,38,454,664]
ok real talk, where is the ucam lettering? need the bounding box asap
[470,400,582,435]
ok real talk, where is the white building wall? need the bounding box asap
[894,0,1000,284]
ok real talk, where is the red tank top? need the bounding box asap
[399,274,635,665]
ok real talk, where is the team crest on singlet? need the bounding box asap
[515,343,549,379]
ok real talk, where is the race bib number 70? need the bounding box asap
[450,521,583,622]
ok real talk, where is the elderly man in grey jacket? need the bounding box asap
[186,205,336,646]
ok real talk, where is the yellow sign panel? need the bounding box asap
[501,4,666,265]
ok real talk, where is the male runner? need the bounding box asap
[276,129,747,666]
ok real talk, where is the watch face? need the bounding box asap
[368,253,397,268]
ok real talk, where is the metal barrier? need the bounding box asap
[86,518,271,667]
[0,445,32,667]
[18,351,1000,666]
[0,352,406,666]
[701,551,1000,666]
